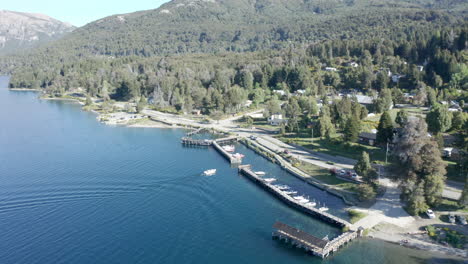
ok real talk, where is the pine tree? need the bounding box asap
[318,106,335,139]
[426,104,452,133]
[458,176,468,208]
[395,109,408,127]
[376,111,394,144]
[354,151,372,176]
[343,116,360,143]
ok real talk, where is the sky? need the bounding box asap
[2,0,171,26]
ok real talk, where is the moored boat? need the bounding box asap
[255,171,266,176]
[264,178,276,183]
[222,145,235,152]
[203,169,217,176]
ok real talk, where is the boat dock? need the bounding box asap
[238,165,351,228]
[272,221,361,259]
[181,137,213,146]
[181,134,241,164]
[212,140,242,164]
[186,128,206,137]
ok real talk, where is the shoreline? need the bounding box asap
[9,88,42,91]
[33,94,467,259]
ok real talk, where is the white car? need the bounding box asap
[426,209,436,219]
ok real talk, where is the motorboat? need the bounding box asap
[264,178,276,183]
[232,153,245,159]
[274,184,290,190]
[283,191,297,195]
[203,169,217,176]
[222,145,235,152]
[255,171,266,176]
[305,201,317,207]
[319,206,329,212]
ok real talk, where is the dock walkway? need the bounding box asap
[272,221,360,258]
[239,165,351,228]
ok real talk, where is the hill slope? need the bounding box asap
[0,10,75,55]
[7,0,466,59]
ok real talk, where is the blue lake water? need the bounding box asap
[0,76,463,264]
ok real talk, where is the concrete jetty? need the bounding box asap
[239,165,351,228]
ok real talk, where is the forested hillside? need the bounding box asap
[0,0,466,112]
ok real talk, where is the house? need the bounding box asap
[350,94,374,105]
[348,62,359,68]
[443,148,455,158]
[294,89,306,96]
[392,74,404,83]
[358,132,377,146]
[268,114,288,126]
[325,67,337,72]
[417,65,424,72]
[244,100,253,108]
[273,90,286,96]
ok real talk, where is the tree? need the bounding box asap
[357,184,376,201]
[318,105,335,139]
[406,182,429,215]
[373,88,393,113]
[458,176,468,208]
[264,98,282,118]
[395,109,408,127]
[394,118,447,211]
[377,111,394,144]
[210,111,223,124]
[354,151,372,177]
[137,96,146,113]
[426,104,452,134]
[451,111,466,131]
[343,116,360,143]
[85,94,93,106]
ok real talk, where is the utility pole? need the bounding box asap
[385,141,389,164]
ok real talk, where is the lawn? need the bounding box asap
[434,198,468,212]
[294,161,358,191]
[348,209,367,224]
[279,132,390,164]
[445,160,466,183]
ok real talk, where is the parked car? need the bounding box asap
[456,215,467,225]
[448,214,456,224]
[351,173,358,178]
[426,209,436,219]
[283,149,291,155]
[339,169,346,176]
[249,135,257,140]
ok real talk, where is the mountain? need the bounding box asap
[4,0,466,59]
[0,10,75,55]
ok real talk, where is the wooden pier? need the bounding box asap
[181,135,241,164]
[181,137,213,146]
[272,221,360,259]
[239,165,351,228]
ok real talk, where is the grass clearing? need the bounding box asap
[294,161,358,191]
[348,209,367,224]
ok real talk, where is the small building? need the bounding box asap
[359,132,377,146]
[351,94,374,105]
[443,147,454,158]
[325,67,337,72]
[294,89,306,96]
[268,114,288,126]
[417,65,424,72]
[191,109,202,116]
[348,62,359,68]
[244,100,253,108]
[273,90,286,96]
[392,74,404,83]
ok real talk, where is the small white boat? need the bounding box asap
[284,191,297,195]
[305,202,317,207]
[232,153,245,159]
[319,207,329,212]
[222,145,235,152]
[264,178,277,183]
[203,169,217,176]
[274,184,290,190]
[255,171,266,176]
[293,195,305,200]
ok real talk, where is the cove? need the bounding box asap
[0,76,463,264]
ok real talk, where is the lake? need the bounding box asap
[0,76,462,264]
